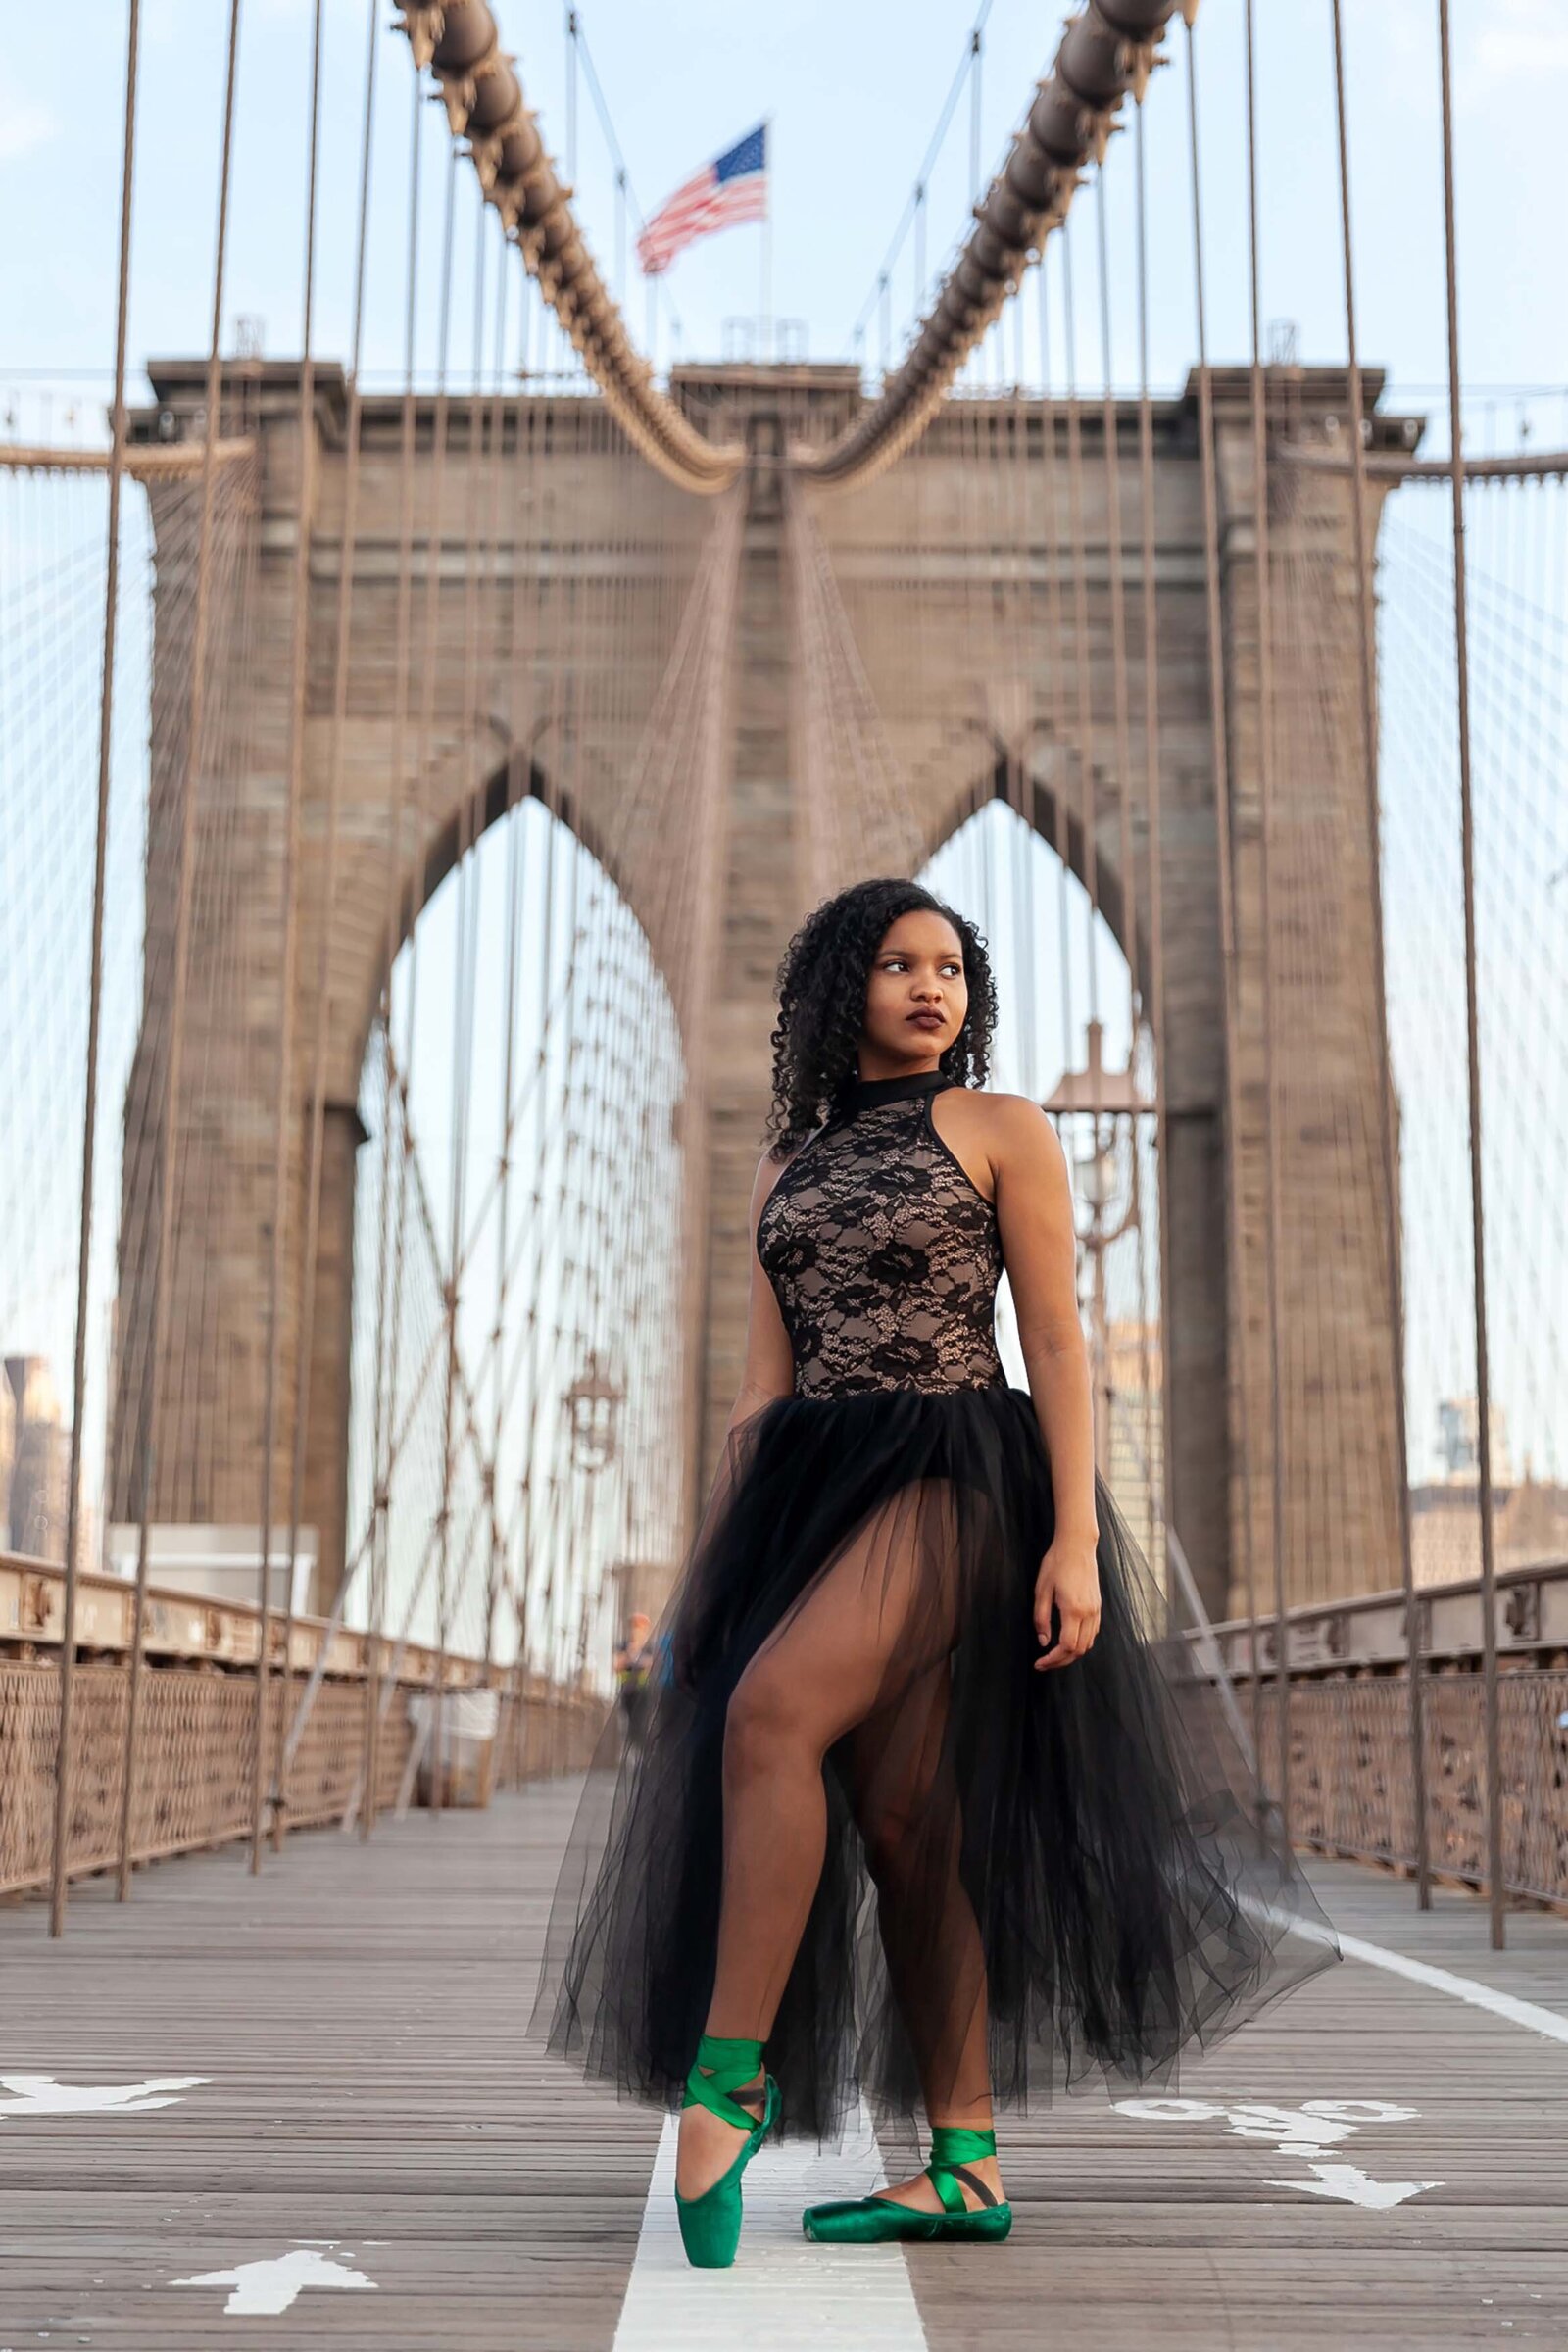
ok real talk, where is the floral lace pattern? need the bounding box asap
[757,1077,1004,1398]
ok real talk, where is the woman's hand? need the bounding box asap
[1033,1533,1102,1671]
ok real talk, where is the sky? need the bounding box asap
[2,0,1567,444]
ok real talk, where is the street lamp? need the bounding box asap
[1077,1139,1120,1217]
[1042,1020,1151,1477]
[564,1351,625,1475]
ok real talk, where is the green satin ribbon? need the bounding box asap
[925,2125,998,2216]
[681,2033,766,2133]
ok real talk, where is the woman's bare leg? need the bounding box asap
[675,1485,958,2198]
[846,1663,1002,2210]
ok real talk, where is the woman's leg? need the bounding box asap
[845,1664,1003,2210]
[676,1482,959,2197]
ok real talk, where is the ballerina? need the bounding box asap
[537,875,1336,2268]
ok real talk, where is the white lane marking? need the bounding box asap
[1335,1926,1568,2048]
[613,2097,928,2351]
[1264,2161,1443,2210]
[172,2248,376,2316]
[1115,2091,1443,2208]
[0,2074,209,2117]
[1246,1895,1568,2049]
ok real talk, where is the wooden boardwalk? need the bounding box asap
[4,1780,1568,2350]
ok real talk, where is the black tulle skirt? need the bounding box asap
[532,1380,1337,2143]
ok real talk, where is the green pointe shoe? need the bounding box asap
[802,2124,1012,2246]
[674,2033,781,2269]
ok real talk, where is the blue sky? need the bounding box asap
[2,0,1566,441]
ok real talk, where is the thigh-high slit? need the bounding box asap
[535,1380,1337,2143]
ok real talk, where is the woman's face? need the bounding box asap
[859,909,968,1071]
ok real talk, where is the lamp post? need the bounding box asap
[562,1352,626,1732]
[564,1350,625,1475]
[1042,1021,1149,1479]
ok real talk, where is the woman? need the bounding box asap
[537,876,1335,2268]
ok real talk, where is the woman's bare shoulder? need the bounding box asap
[939,1087,1066,1182]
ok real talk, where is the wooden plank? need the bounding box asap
[905,1856,1568,2351]
[4,1796,1567,2348]
[1,1783,658,2349]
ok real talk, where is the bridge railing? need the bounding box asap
[1201,1559,1568,1910]
[0,1554,603,1900]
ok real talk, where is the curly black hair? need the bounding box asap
[764,877,997,1157]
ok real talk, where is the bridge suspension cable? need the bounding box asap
[397,0,1187,496]
[846,0,997,367]
[803,1,1184,488]
[393,0,740,494]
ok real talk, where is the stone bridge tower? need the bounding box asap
[116,359,1412,1625]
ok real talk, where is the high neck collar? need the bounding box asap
[841,1067,953,1114]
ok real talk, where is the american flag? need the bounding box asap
[637,123,768,277]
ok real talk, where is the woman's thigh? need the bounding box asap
[726,1477,964,1758]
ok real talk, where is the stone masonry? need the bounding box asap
[118,359,1412,1624]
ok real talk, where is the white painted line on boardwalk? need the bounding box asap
[173,2247,376,2317]
[0,2074,209,2118]
[1246,1896,1568,2050]
[1335,1926,1568,2048]
[613,2098,927,2352]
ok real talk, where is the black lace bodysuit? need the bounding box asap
[756,1069,1005,1398]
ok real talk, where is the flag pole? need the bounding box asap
[760,116,772,365]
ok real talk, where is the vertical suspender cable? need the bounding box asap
[1243,0,1292,1846]
[1329,0,1429,1910]
[1036,258,1074,1081]
[914,185,926,323]
[476,225,514,1688]
[362,69,425,1841]
[1095,169,1139,1022]
[431,189,494,1814]
[1436,0,1505,1947]
[250,0,323,1875]
[114,0,244,1912]
[492,281,539,1739]
[401,142,460,1804]
[53,0,144,1936]
[565,4,578,187]
[275,0,380,1852]
[1006,351,1038,1094]
[1133,104,1176,1631]
[1186,21,1262,1779]
[969,26,983,210]
[1060,224,1101,1050]
[1091,165,1147,1498]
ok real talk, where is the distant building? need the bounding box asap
[1434,1394,1512,1487]
[4,1355,69,1562]
[1409,1472,1568,1589]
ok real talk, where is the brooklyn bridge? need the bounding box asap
[2,0,1566,2342]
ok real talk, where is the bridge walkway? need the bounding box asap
[5,1780,1567,2350]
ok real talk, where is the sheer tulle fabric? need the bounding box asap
[535,1380,1335,2143]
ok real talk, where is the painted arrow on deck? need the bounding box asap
[173,2247,377,2316]
[1267,2161,1444,2210]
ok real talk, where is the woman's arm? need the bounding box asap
[990,1096,1102,1671]
[722,1148,799,1441]
[671,1152,799,1690]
